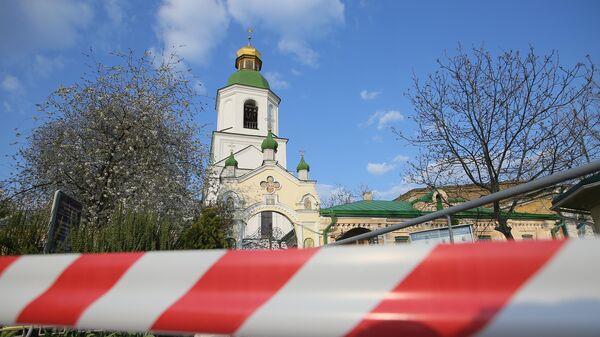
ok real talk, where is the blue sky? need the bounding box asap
[1,0,599,201]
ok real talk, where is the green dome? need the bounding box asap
[296,155,310,172]
[224,151,238,167]
[261,130,278,151]
[226,69,270,89]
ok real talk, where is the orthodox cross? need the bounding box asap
[247,27,254,46]
[228,144,235,154]
[299,149,305,157]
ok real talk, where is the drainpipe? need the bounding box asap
[322,215,337,245]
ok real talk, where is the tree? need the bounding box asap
[399,46,598,239]
[178,205,233,250]
[4,50,206,224]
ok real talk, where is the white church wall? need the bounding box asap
[212,132,288,169]
[216,85,281,136]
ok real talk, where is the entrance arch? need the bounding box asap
[336,227,377,245]
[242,211,297,249]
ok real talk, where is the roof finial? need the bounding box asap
[247,27,254,46]
[299,149,305,157]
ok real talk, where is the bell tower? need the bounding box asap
[211,31,287,171]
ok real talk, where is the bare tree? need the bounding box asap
[398,46,598,239]
[4,50,207,225]
[321,184,374,208]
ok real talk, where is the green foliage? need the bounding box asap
[67,210,187,253]
[0,208,48,255]
[179,206,232,250]
[0,205,233,255]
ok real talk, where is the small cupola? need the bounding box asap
[224,151,238,167]
[222,151,237,178]
[297,155,310,180]
[235,28,262,71]
[262,130,278,163]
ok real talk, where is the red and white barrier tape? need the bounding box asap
[1,240,599,337]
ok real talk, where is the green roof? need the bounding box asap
[296,155,310,172]
[224,152,238,167]
[261,130,278,151]
[320,200,422,218]
[226,69,270,89]
[320,199,558,220]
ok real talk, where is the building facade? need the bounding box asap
[208,41,593,249]
[208,42,321,249]
[319,184,593,245]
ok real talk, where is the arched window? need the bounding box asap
[243,100,258,129]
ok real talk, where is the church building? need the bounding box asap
[207,39,321,249]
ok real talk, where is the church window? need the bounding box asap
[303,238,315,248]
[521,234,534,240]
[243,100,258,129]
[260,211,273,239]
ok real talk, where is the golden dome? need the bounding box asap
[236,45,261,59]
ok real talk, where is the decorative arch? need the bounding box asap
[241,202,300,250]
[242,201,301,224]
[219,190,243,210]
[298,193,318,210]
[336,227,376,245]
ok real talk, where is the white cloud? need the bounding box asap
[33,55,65,77]
[1,75,23,94]
[316,183,336,201]
[367,162,396,175]
[291,68,302,76]
[103,0,125,26]
[0,0,93,55]
[360,90,380,100]
[264,71,289,89]
[154,0,344,67]
[371,135,383,143]
[374,181,418,200]
[393,154,409,163]
[365,110,404,129]
[227,0,344,67]
[155,0,230,64]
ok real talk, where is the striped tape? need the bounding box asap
[0,240,599,337]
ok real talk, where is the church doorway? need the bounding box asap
[243,211,297,249]
[336,227,377,245]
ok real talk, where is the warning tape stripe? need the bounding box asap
[344,240,564,337]
[76,250,225,332]
[0,255,80,324]
[0,240,598,337]
[236,245,435,337]
[16,253,143,326]
[477,240,600,337]
[151,248,317,334]
[0,256,18,277]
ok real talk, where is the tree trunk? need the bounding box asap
[495,217,514,240]
[493,200,514,240]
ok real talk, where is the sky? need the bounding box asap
[1,0,599,201]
